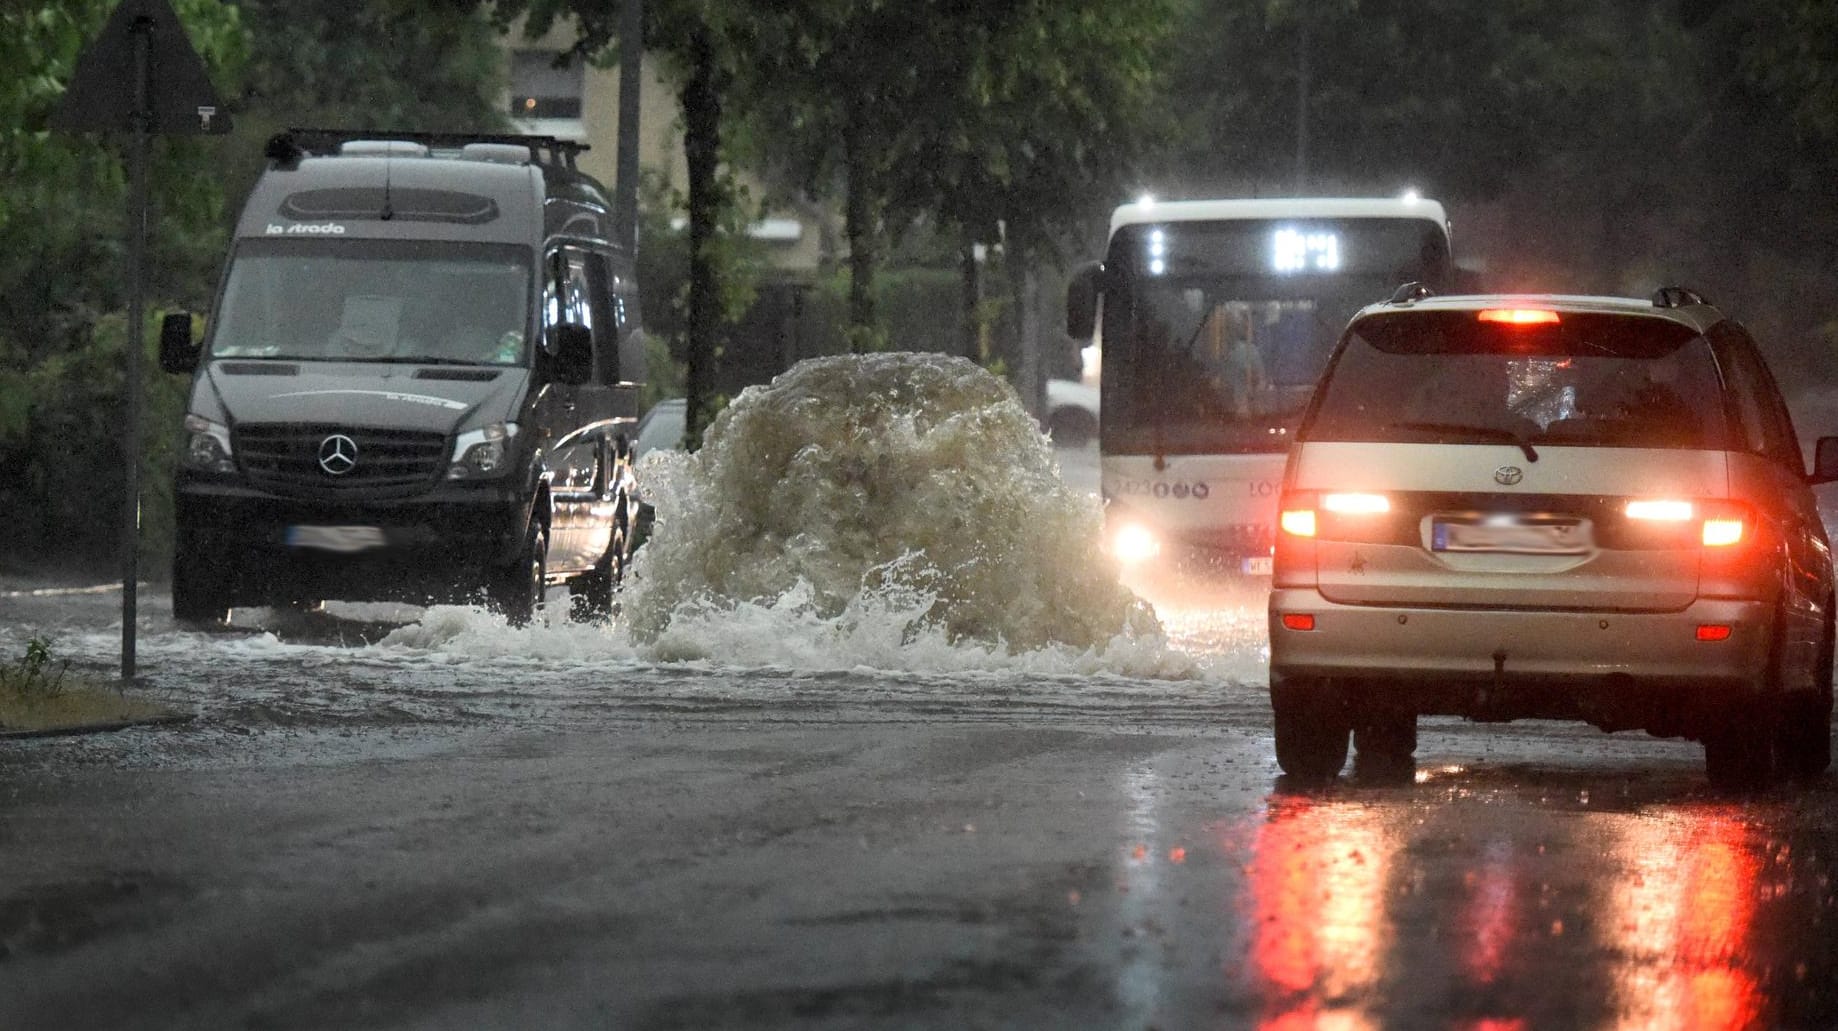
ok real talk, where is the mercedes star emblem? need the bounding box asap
[1493,465,1524,486]
[318,434,359,476]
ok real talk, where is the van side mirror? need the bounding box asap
[552,322,594,385]
[1066,262,1103,340]
[1813,437,1838,484]
[158,312,201,374]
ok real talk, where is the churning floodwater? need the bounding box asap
[2,354,1275,754]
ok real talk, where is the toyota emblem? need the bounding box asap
[1493,465,1524,486]
[318,434,359,476]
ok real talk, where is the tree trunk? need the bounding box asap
[842,112,877,350]
[959,236,980,362]
[680,25,721,447]
[1006,244,1041,417]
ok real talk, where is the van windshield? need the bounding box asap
[1304,311,1729,450]
[208,239,532,365]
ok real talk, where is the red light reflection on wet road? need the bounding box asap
[1240,793,1775,1028]
[1246,796,1388,1029]
[1610,812,1764,1031]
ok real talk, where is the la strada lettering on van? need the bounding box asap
[264,222,347,235]
[268,389,468,411]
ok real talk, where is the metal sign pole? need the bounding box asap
[50,0,230,683]
[120,13,152,682]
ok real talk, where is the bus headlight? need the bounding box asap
[448,422,518,479]
[1110,522,1163,565]
[181,414,235,474]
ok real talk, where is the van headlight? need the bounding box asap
[448,422,518,479]
[181,414,235,474]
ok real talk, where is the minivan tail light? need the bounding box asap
[1696,500,1749,547]
[1702,516,1745,548]
[1477,308,1561,325]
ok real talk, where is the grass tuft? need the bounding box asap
[0,636,178,733]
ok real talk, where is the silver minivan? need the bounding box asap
[1268,289,1838,788]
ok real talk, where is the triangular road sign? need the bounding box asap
[51,0,230,135]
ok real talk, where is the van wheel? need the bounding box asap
[1776,606,1834,780]
[1354,708,1417,783]
[1271,675,1350,783]
[570,515,625,624]
[171,552,230,629]
[490,521,546,627]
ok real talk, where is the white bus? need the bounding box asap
[1066,196,1454,577]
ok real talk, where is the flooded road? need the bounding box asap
[4,560,1836,1029]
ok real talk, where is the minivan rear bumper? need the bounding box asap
[1269,588,1772,727]
[175,479,527,606]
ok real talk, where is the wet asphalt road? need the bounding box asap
[4,582,1838,1030]
[5,442,1838,1029]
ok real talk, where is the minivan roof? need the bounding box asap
[1355,293,1726,335]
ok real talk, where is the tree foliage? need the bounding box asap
[0,0,245,570]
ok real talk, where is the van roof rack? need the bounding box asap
[1652,286,1709,309]
[264,128,591,171]
[1388,281,1435,304]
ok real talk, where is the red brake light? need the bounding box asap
[1702,517,1744,547]
[1281,613,1316,631]
[1477,308,1561,325]
[1698,500,1749,547]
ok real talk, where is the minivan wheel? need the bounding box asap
[1271,675,1350,783]
[489,521,547,627]
[1354,708,1418,783]
[171,553,230,628]
[1776,608,1834,780]
[1703,701,1776,791]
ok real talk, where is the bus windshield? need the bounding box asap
[1101,217,1450,455]
[208,238,533,365]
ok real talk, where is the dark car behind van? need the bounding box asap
[161,129,645,626]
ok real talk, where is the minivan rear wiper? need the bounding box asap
[1390,420,1539,462]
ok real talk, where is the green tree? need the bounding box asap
[217,0,512,213]
[0,0,245,571]
[741,0,1181,364]
[489,0,781,447]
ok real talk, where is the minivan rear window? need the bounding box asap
[1303,311,1729,450]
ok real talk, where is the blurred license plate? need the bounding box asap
[286,525,386,553]
[1432,518,1588,554]
[1241,555,1274,575]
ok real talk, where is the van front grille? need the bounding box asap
[234,424,447,499]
